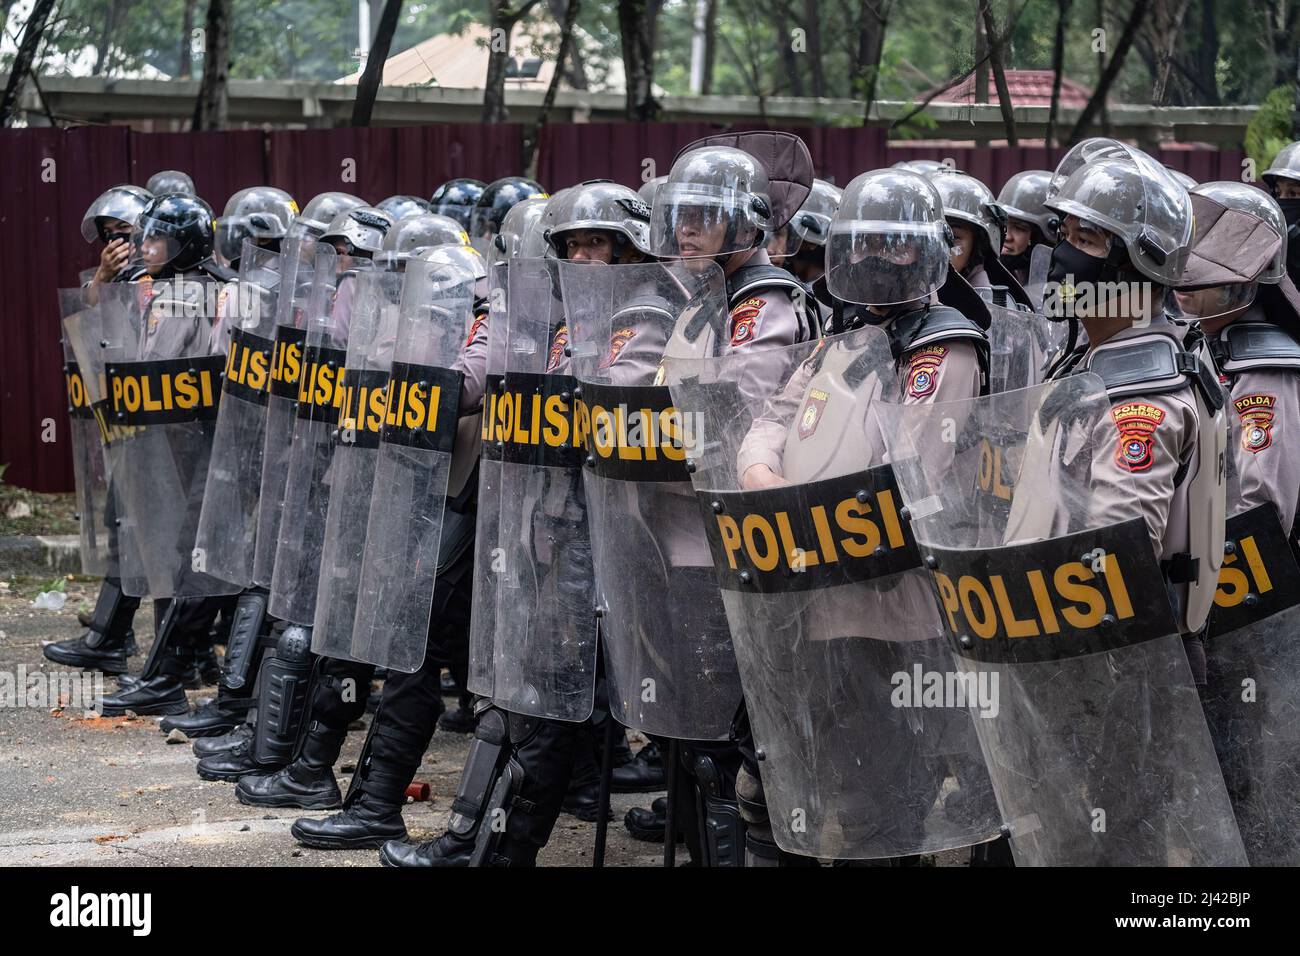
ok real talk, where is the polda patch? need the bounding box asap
[547,324,568,372]
[1235,393,1276,454]
[729,298,765,346]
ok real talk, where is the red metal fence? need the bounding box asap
[0,123,1244,492]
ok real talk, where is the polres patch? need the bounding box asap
[1235,393,1276,454]
[729,298,765,346]
[905,345,948,399]
[1111,401,1166,473]
[599,326,637,369]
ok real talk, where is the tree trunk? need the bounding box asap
[855,0,888,123]
[777,3,803,97]
[192,0,232,130]
[1046,0,1072,147]
[981,0,1017,145]
[618,0,662,121]
[180,0,197,80]
[803,0,824,98]
[522,0,579,175]
[702,0,718,94]
[1,0,57,126]
[1195,0,1218,104]
[546,0,588,89]
[351,0,403,126]
[974,5,989,104]
[1068,0,1152,144]
[1151,0,1192,105]
[93,0,117,76]
[482,1,541,124]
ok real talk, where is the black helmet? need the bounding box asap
[376,194,434,221]
[133,194,217,277]
[470,177,547,252]
[145,169,195,197]
[430,178,486,229]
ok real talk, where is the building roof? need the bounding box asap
[338,19,624,92]
[926,69,1093,108]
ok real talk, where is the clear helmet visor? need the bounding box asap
[648,183,764,259]
[1172,282,1258,321]
[765,223,802,259]
[825,221,951,306]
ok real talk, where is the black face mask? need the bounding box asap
[1277,197,1300,229]
[1047,239,1108,288]
[1001,248,1032,272]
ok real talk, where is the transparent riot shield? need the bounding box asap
[311,267,406,660]
[194,243,282,588]
[253,235,319,588]
[94,278,239,599]
[987,303,1056,394]
[59,288,111,576]
[1024,243,1053,312]
[349,260,471,672]
[268,249,347,624]
[1203,502,1300,865]
[877,376,1247,866]
[476,257,597,721]
[561,258,744,740]
[467,261,509,699]
[668,327,1002,859]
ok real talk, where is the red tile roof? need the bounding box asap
[927,69,1094,108]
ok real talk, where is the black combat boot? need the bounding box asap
[191,723,253,758]
[43,577,140,675]
[236,726,346,810]
[97,673,189,716]
[612,739,665,793]
[378,833,474,868]
[289,764,409,850]
[159,691,251,737]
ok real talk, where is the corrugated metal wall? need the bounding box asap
[0,123,1244,492]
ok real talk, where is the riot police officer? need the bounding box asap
[995,169,1058,286]
[468,176,547,256]
[44,185,158,676]
[1262,142,1300,288]
[95,193,242,717]
[430,178,486,231]
[1042,139,1226,676]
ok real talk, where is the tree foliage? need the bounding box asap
[6,0,1297,112]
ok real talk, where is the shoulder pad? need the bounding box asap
[1221,322,1300,373]
[1084,332,1224,410]
[893,304,989,353]
[200,259,237,283]
[615,293,676,324]
[727,264,805,305]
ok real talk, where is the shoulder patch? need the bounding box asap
[905,344,948,399]
[1111,401,1167,473]
[599,326,637,369]
[466,312,488,349]
[547,324,568,372]
[729,297,765,346]
[1234,393,1276,454]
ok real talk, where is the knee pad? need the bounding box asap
[220,588,270,692]
[252,625,313,765]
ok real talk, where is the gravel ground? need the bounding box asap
[0,578,664,868]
